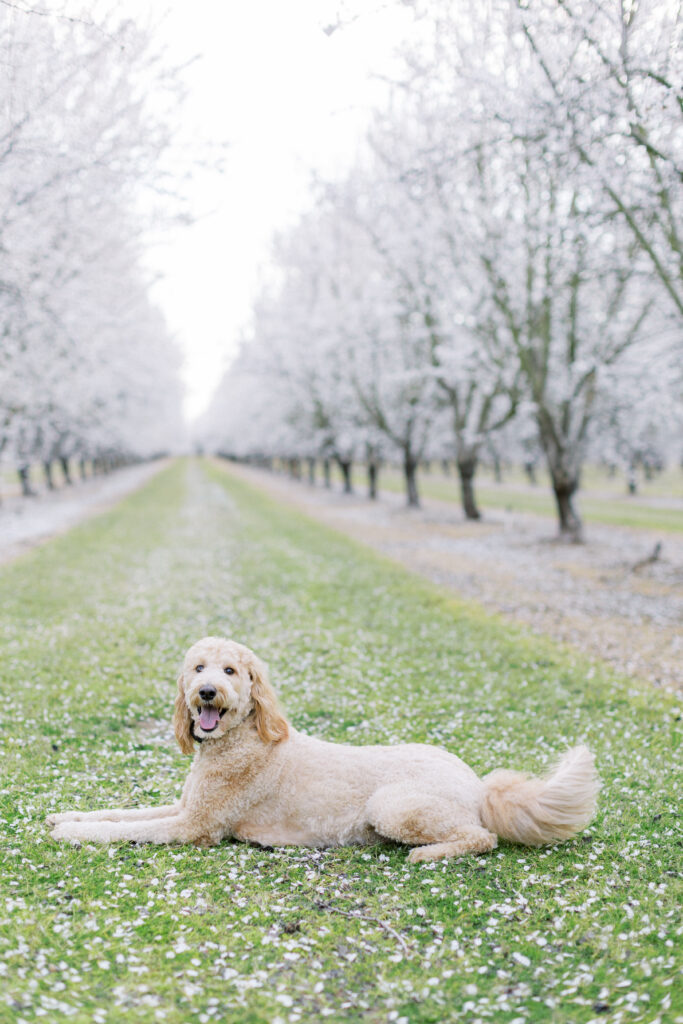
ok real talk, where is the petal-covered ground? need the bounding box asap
[0,461,167,565]
[224,463,683,692]
[0,459,680,1024]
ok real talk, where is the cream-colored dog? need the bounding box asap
[48,637,599,862]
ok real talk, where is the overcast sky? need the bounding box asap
[139,0,412,420]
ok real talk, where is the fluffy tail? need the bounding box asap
[480,745,599,846]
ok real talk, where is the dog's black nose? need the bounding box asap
[198,685,217,702]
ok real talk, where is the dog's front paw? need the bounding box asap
[51,820,121,844]
[50,821,83,843]
[47,811,82,826]
[50,820,103,843]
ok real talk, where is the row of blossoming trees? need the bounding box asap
[0,4,185,497]
[200,0,682,539]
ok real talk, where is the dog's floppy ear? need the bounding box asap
[248,654,289,744]
[173,671,194,755]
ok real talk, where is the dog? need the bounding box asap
[48,637,600,862]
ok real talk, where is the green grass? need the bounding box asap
[340,465,683,533]
[0,459,89,497]
[471,462,683,499]
[0,458,680,1024]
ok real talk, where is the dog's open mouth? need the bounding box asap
[197,706,227,732]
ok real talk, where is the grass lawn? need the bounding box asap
[0,458,680,1024]
[0,461,78,497]
[323,464,683,533]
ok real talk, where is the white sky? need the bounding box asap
[140,0,413,421]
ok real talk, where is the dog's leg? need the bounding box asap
[366,785,497,863]
[407,828,497,863]
[50,810,210,846]
[47,804,181,826]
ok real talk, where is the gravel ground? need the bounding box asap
[225,462,683,693]
[0,460,168,564]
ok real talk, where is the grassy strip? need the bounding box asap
[390,476,683,532]
[0,461,84,496]
[326,465,683,532]
[0,458,680,1024]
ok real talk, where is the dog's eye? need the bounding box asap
[195,665,204,672]
[224,667,235,675]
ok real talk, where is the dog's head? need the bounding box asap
[173,637,289,754]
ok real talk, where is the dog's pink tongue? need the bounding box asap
[199,707,220,731]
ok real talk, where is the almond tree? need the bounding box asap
[591,326,683,489]
[203,213,371,490]
[514,0,683,320]
[359,111,521,519]
[202,0,679,534]
[314,186,440,507]
[0,4,186,492]
[391,0,664,538]
[203,201,438,507]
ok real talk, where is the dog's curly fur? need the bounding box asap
[48,637,600,862]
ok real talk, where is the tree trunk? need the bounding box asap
[404,454,420,507]
[323,459,331,489]
[337,458,353,494]
[457,458,481,520]
[79,458,87,481]
[551,473,582,541]
[367,460,378,500]
[524,460,537,485]
[307,458,316,485]
[43,461,55,490]
[18,466,35,497]
[60,456,72,485]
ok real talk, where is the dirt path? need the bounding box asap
[0,460,168,565]
[225,461,683,692]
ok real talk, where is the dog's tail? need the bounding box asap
[480,745,599,847]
